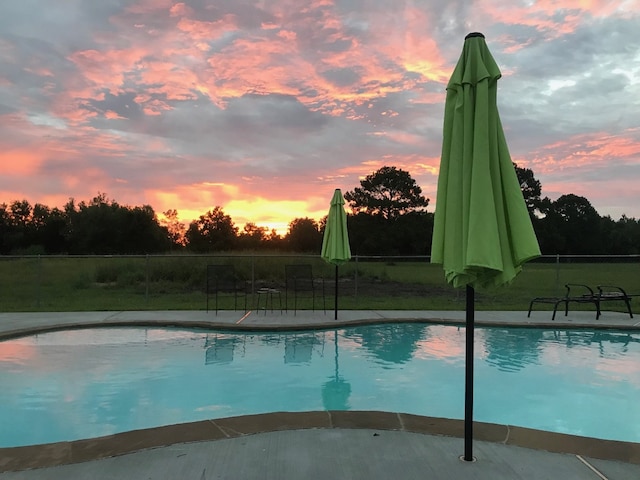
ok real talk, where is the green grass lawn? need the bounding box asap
[0,255,638,312]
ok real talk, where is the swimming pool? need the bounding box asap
[1,323,638,447]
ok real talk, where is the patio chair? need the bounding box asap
[284,264,325,315]
[206,264,249,315]
[284,333,323,363]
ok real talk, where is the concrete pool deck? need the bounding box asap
[0,308,639,479]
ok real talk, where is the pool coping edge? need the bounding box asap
[1,314,639,342]
[1,411,638,472]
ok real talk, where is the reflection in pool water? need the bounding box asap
[0,324,639,447]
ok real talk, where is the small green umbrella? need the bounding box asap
[321,189,352,320]
[431,33,541,461]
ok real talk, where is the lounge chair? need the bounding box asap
[528,283,633,320]
[596,285,633,319]
[528,283,597,320]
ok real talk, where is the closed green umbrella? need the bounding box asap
[321,189,352,320]
[431,33,541,461]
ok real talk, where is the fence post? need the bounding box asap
[556,253,560,295]
[354,255,359,301]
[145,254,149,305]
[37,254,42,308]
[251,255,255,295]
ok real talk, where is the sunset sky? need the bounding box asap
[1,0,639,234]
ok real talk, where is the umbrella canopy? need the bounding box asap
[321,189,352,319]
[431,33,540,289]
[430,32,540,461]
[321,189,351,265]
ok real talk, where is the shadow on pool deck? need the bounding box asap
[0,309,639,479]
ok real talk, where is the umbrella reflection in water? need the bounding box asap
[322,330,351,411]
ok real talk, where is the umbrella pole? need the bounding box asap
[463,284,475,461]
[334,265,339,320]
[334,329,339,379]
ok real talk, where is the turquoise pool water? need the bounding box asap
[1,324,639,447]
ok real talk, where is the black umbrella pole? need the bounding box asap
[464,284,475,461]
[334,265,339,320]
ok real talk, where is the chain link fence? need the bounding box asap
[0,254,638,312]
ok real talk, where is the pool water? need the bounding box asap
[1,324,639,447]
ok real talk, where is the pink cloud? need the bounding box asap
[176,15,238,40]
[68,49,138,94]
[528,129,640,176]
[478,0,635,48]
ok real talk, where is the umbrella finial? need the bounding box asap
[465,32,485,40]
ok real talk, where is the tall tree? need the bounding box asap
[264,228,286,250]
[539,194,603,254]
[286,217,322,252]
[118,205,172,253]
[66,194,121,254]
[161,209,186,248]
[603,215,640,254]
[347,211,433,255]
[0,203,12,254]
[186,206,238,252]
[513,162,542,215]
[7,200,33,251]
[65,194,171,254]
[344,166,429,219]
[40,207,68,254]
[237,222,268,250]
[8,199,32,227]
[346,213,383,255]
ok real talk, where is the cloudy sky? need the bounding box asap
[1,0,639,233]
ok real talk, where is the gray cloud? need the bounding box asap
[86,91,145,121]
[321,67,362,87]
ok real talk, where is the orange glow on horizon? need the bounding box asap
[151,186,331,236]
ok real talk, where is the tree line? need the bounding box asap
[1,166,639,255]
